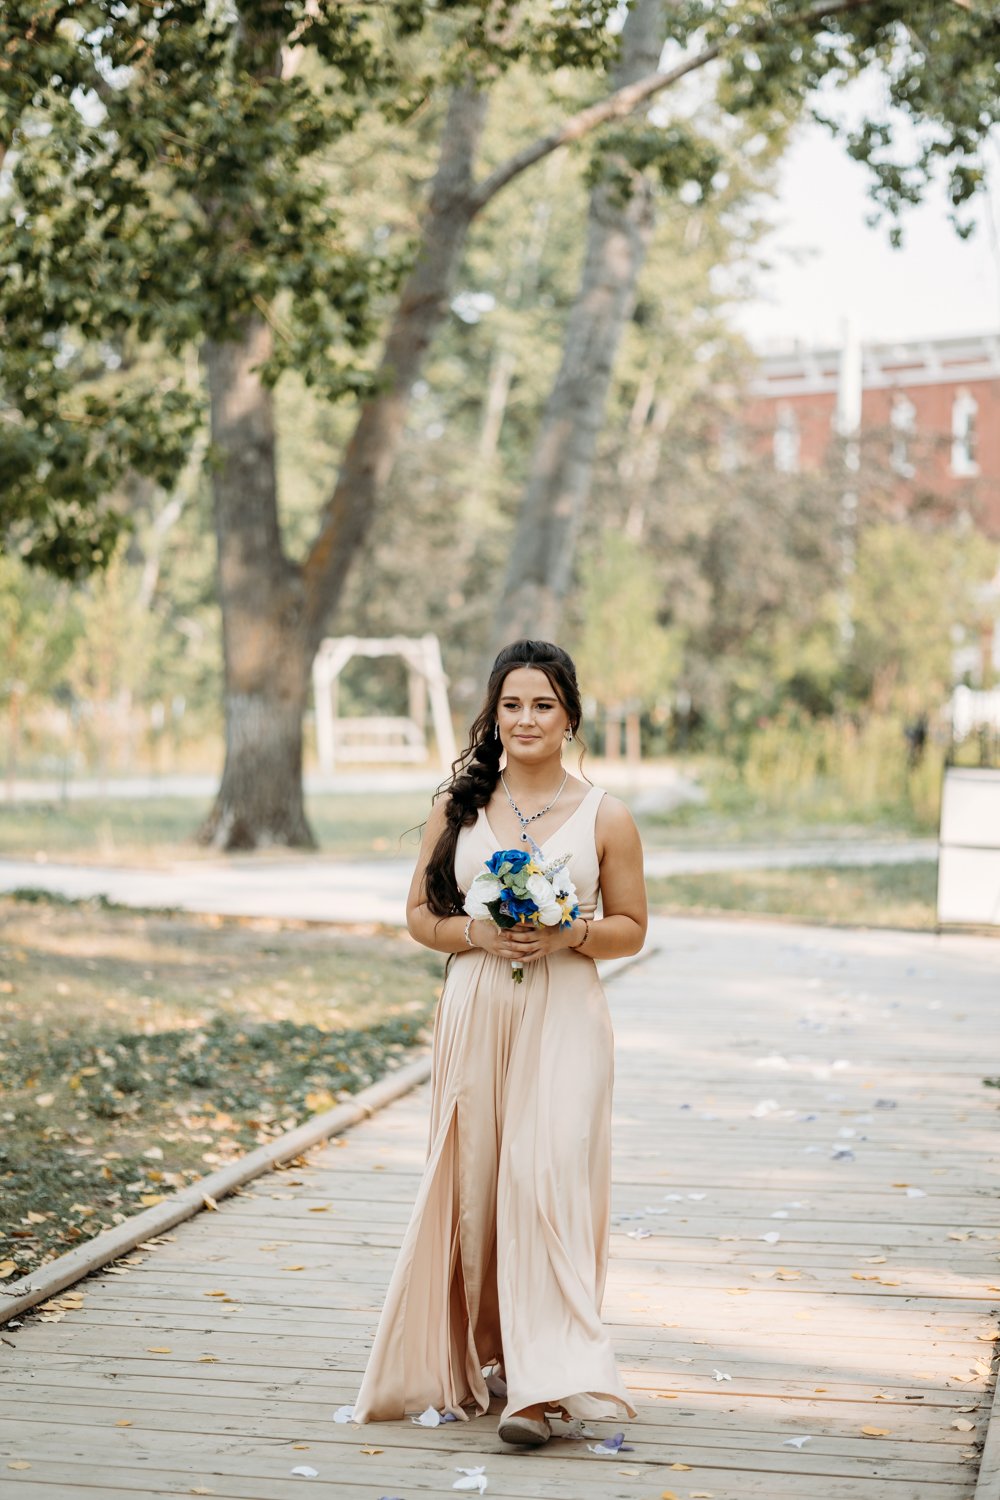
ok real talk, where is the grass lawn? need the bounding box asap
[0,894,441,1283]
[646,861,940,929]
[0,793,432,864]
[0,783,930,868]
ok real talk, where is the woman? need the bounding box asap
[351,639,647,1446]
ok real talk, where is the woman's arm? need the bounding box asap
[583,794,648,958]
[406,798,523,960]
[505,793,647,965]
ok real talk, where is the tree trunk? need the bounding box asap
[625,707,642,763]
[302,84,488,655]
[198,315,315,850]
[491,0,664,652]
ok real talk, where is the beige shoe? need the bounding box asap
[497,1413,551,1447]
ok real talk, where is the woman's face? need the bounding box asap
[496,666,571,765]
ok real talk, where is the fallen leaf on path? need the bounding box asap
[283,1265,306,1271]
[198,1355,218,1363]
[7,1462,31,1470]
[953,1419,976,1431]
[668,1461,692,1469]
[115,1419,132,1427]
[360,1446,382,1456]
[308,1204,332,1213]
[189,1488,216,1495]
[139,1194,165,1206]
[147,1346,172,1353]
[861,1426,890,1436]
[0,1260,18,1277]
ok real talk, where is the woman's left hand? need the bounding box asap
[507,922,577,964]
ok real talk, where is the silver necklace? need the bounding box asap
[500,769,568,842]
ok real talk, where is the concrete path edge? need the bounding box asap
[0,1052,433,1326]
[0,948,651,1329]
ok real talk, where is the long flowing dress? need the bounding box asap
[351,782,636,1426]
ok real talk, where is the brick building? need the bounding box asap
[742,331,1000,537]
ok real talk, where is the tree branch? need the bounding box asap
[470,0,881,214]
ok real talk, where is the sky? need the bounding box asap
[731,114,1000,354]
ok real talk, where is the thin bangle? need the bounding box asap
[568,916,590,952]
[463,915,476,948]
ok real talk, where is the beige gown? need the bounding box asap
[351,783,636,1426]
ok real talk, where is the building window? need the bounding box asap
[890,393,916,477]
[773,403,800,473]
[951,390,979,477]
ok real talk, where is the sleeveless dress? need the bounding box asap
[351,783,636,1426]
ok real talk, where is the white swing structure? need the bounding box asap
[311,634,458,774]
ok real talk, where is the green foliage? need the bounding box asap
[0,0,623,577]
[574,532,680,710]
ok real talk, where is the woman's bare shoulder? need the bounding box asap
[594,791,641,847]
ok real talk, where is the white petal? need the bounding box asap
[291,1465,319,1477]
[332,1405,355,1424]
[412,1405,442,1426]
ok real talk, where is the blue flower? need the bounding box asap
[500,891,538,920]
[486,848,531,876]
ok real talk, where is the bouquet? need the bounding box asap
[464,848,580,982]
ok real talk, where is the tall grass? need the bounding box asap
[736,713,943,831]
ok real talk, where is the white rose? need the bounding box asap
[525,872,555,906]
[464,873,501,918]
[537,899,565,927]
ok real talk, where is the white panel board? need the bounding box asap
[937,766,1000,925]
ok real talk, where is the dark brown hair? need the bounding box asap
[423,639,584,918]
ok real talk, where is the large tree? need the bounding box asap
[3,1,999,846]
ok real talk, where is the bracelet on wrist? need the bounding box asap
[568,916,590,952]
[463,915,476,949]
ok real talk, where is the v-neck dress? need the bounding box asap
[351,782,636,1426]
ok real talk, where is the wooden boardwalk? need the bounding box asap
[3,912,999,1500]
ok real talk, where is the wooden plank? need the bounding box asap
[3,914,998,1499]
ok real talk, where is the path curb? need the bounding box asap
[0,1052,432,1326]
[0,949,653,1328]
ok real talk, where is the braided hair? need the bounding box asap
[423,639,584,918]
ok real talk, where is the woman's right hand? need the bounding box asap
[469,917,519,960]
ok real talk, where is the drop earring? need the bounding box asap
[494,723,499,740]
[566,728,574,742]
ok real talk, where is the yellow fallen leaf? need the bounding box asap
[283,1264,306,1271]
[691,1493,715,1498]
[654,1392,678,1399]
[115,1419,132,1427]
[617,1467,643,1476]
[977,1330,1000,1340]
[360,1446,383,1456]
[35,1092,55,1107]
[668,1462,692,1470]
[0,1259,17,1278]
[661,1492,680,1500]
[949,1232,970,1241]
[852,1273,879,1281]
[25,1211,48,1223]
[861,1426,890,1436]
[7,1461,31,1470]
[203,1194,218,1211]
[725,1287,749,1295]
[814,1387,827,1392]
[203,1290,229,1297]
[308,1204,332,1213]
[878,1278,901,1286]
[953,1419,975,1431]
[198,1355,218,1363]
[147,1346,172,1353]
[139,1193,165,1206]
[292,1443,310,1449]
[190,1489,217,1496]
